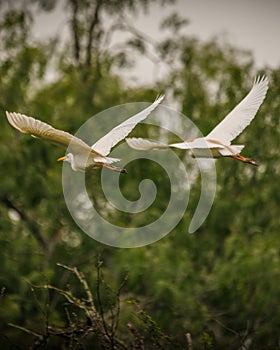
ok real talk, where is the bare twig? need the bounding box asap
[8,323,41,338]
[112,274,128,337]
[55,263,117,349]
[10,263,131,349]
[96,258,112,343]
[55,264,103,329]
[213,318,239,336]
[9,323,50,350]
[56,263,95,309]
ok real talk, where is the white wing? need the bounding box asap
[6,112,99,155]
[126,137,169,150]
[126,137,223,150]
[206,76,269,144]
[91,95,164,156]
[170,138,225,149]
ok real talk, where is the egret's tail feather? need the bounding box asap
[219,145,245,156]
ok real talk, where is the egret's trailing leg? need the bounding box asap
[229,154,258,166]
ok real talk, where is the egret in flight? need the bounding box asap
[126,76,268,166]
[6,95,164,173]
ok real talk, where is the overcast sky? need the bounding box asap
[33,0,280,85]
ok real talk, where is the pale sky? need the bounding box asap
[33,0,280,85]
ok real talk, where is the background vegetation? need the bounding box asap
[0,1,279,349]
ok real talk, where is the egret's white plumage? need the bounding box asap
[6,94,164,172]
[91,96,164,156]
[206,76,268,144]
[126,76,269,165]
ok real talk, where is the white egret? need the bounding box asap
[126,76,268,166]
[6,95,164,173]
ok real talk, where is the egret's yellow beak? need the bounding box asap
[57,156,66,162]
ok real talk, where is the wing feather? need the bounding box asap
[91,95,164,156]
[126,137,224,150]
[170,138,225,149]
[126,137,169,150]
[6,112,95,155]
[206,76,269,144]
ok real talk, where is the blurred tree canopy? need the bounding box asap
[0,0,279,349]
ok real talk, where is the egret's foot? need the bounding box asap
[230,154,258,166]
[245,158,258,166]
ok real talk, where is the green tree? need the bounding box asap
[0,1,280,349]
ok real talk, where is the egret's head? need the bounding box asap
[57,153,73,164]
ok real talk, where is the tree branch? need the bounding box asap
[86,0,103,68]
[69,0,81,65]
[1,194,49,254]
[54,263,112,348]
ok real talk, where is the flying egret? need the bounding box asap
[126,76,268,166]
[6,95,164,173]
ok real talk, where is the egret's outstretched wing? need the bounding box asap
[126,137,169,150]
[6,112,96,155]
[206,76,269,144]
[127,137,225,150]
[91,95,164,156]
[170,138,225,149]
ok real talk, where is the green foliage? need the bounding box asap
[0,1,280,349]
